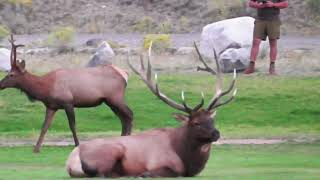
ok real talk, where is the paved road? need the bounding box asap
[2,33,320,50]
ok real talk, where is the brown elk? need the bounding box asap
[66,42,237,178]
[0,35,133,153]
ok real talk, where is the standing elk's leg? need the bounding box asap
[105,100,133,136]
[65,104,79,146]
[34,108,57,153]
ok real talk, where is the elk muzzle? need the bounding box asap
[0,80,4,89]
[211,129,220,142]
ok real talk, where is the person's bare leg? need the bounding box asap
[269,39,278,75]
[244,38,262,74]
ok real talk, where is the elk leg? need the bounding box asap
[140,167,180,178]
[34,108,57,153]
[106,101,133,136]
[65,105,79,146]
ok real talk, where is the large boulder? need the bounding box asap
[0,48,11,71]
[200,16,268,72]
[87,41,115,67]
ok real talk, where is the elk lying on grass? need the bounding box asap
[66,42,237,178]
[0,35,133,153]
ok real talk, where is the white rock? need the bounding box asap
[176,47,195,55]
[0,48,11,71]
[87,41,115,67]
[200,16,268,72]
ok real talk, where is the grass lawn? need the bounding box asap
[0,143,319,179]
[0,73,319,140]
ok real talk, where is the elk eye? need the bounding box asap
[193,122,200,126]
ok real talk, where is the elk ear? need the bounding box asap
[173,113,189,123]
[210,111,217,118]
[17,60,26,73]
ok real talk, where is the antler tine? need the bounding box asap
[127,43,190,113]
[139,54,145,71]
[194,42,236,111]
[8,34,25,67]
[211,89,237,110]
[193,92,205,112]
[194,42,216,75]
[181,91,193,114]
[146,41,153,81]
[207,69,237,110]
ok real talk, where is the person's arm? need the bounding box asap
[249,0,266,9]
[265,1,288,9]
[273,1,288,9]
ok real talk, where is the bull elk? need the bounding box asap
[66,42,237,178]
[0,35,133,153]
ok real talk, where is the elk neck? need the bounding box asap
[17,72,54,102]
[170,124,212,177]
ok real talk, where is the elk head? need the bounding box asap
[0,35,26,89]
[128,42,237,143]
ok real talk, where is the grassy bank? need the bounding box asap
[0,73,319,139]
[0,143,319,179]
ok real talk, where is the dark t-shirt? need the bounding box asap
[252,0,286,20]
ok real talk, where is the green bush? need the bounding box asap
[307,0,320,17]
[159,20,173,34]
[179,16,191,33]
[133,16,158,33]
[46,26,75,47]
[0,25,10,40]
[107,40,126,49]
[6,0,32,6]
[143,34,171,53]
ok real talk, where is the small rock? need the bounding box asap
[86,38,104,47]
[87,41,115,67]
[176,47,195,55]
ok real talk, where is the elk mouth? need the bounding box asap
[198,135,220,143]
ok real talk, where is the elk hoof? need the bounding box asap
[33,147,40,153]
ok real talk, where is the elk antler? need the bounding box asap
[127,42,205,114]
[8,34,24,67]
[194,42,237,111]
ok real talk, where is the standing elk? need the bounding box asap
[0,35,133,153]
[66,42,237,178]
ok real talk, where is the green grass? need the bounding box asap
[0,143,319,179]
[0,73,319,139]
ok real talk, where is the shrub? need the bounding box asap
[46,26,75,47]
[307,0,320,17]
[7,0,32,6]
[143,34,171,53]
[159,20,173,34]
[107,40,126,49]
[209,0,246,19]
[133,16,158,33]
[0,25,10,40]
[179,16,191,33]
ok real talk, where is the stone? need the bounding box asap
[176,47,195,55]
[200,16,268,72]
[0,48,11,71]
[87,41,115,67]
[86,38,104,47]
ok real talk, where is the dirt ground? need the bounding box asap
[8,33,318,76]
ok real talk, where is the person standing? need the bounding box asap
[244,0,288,75]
